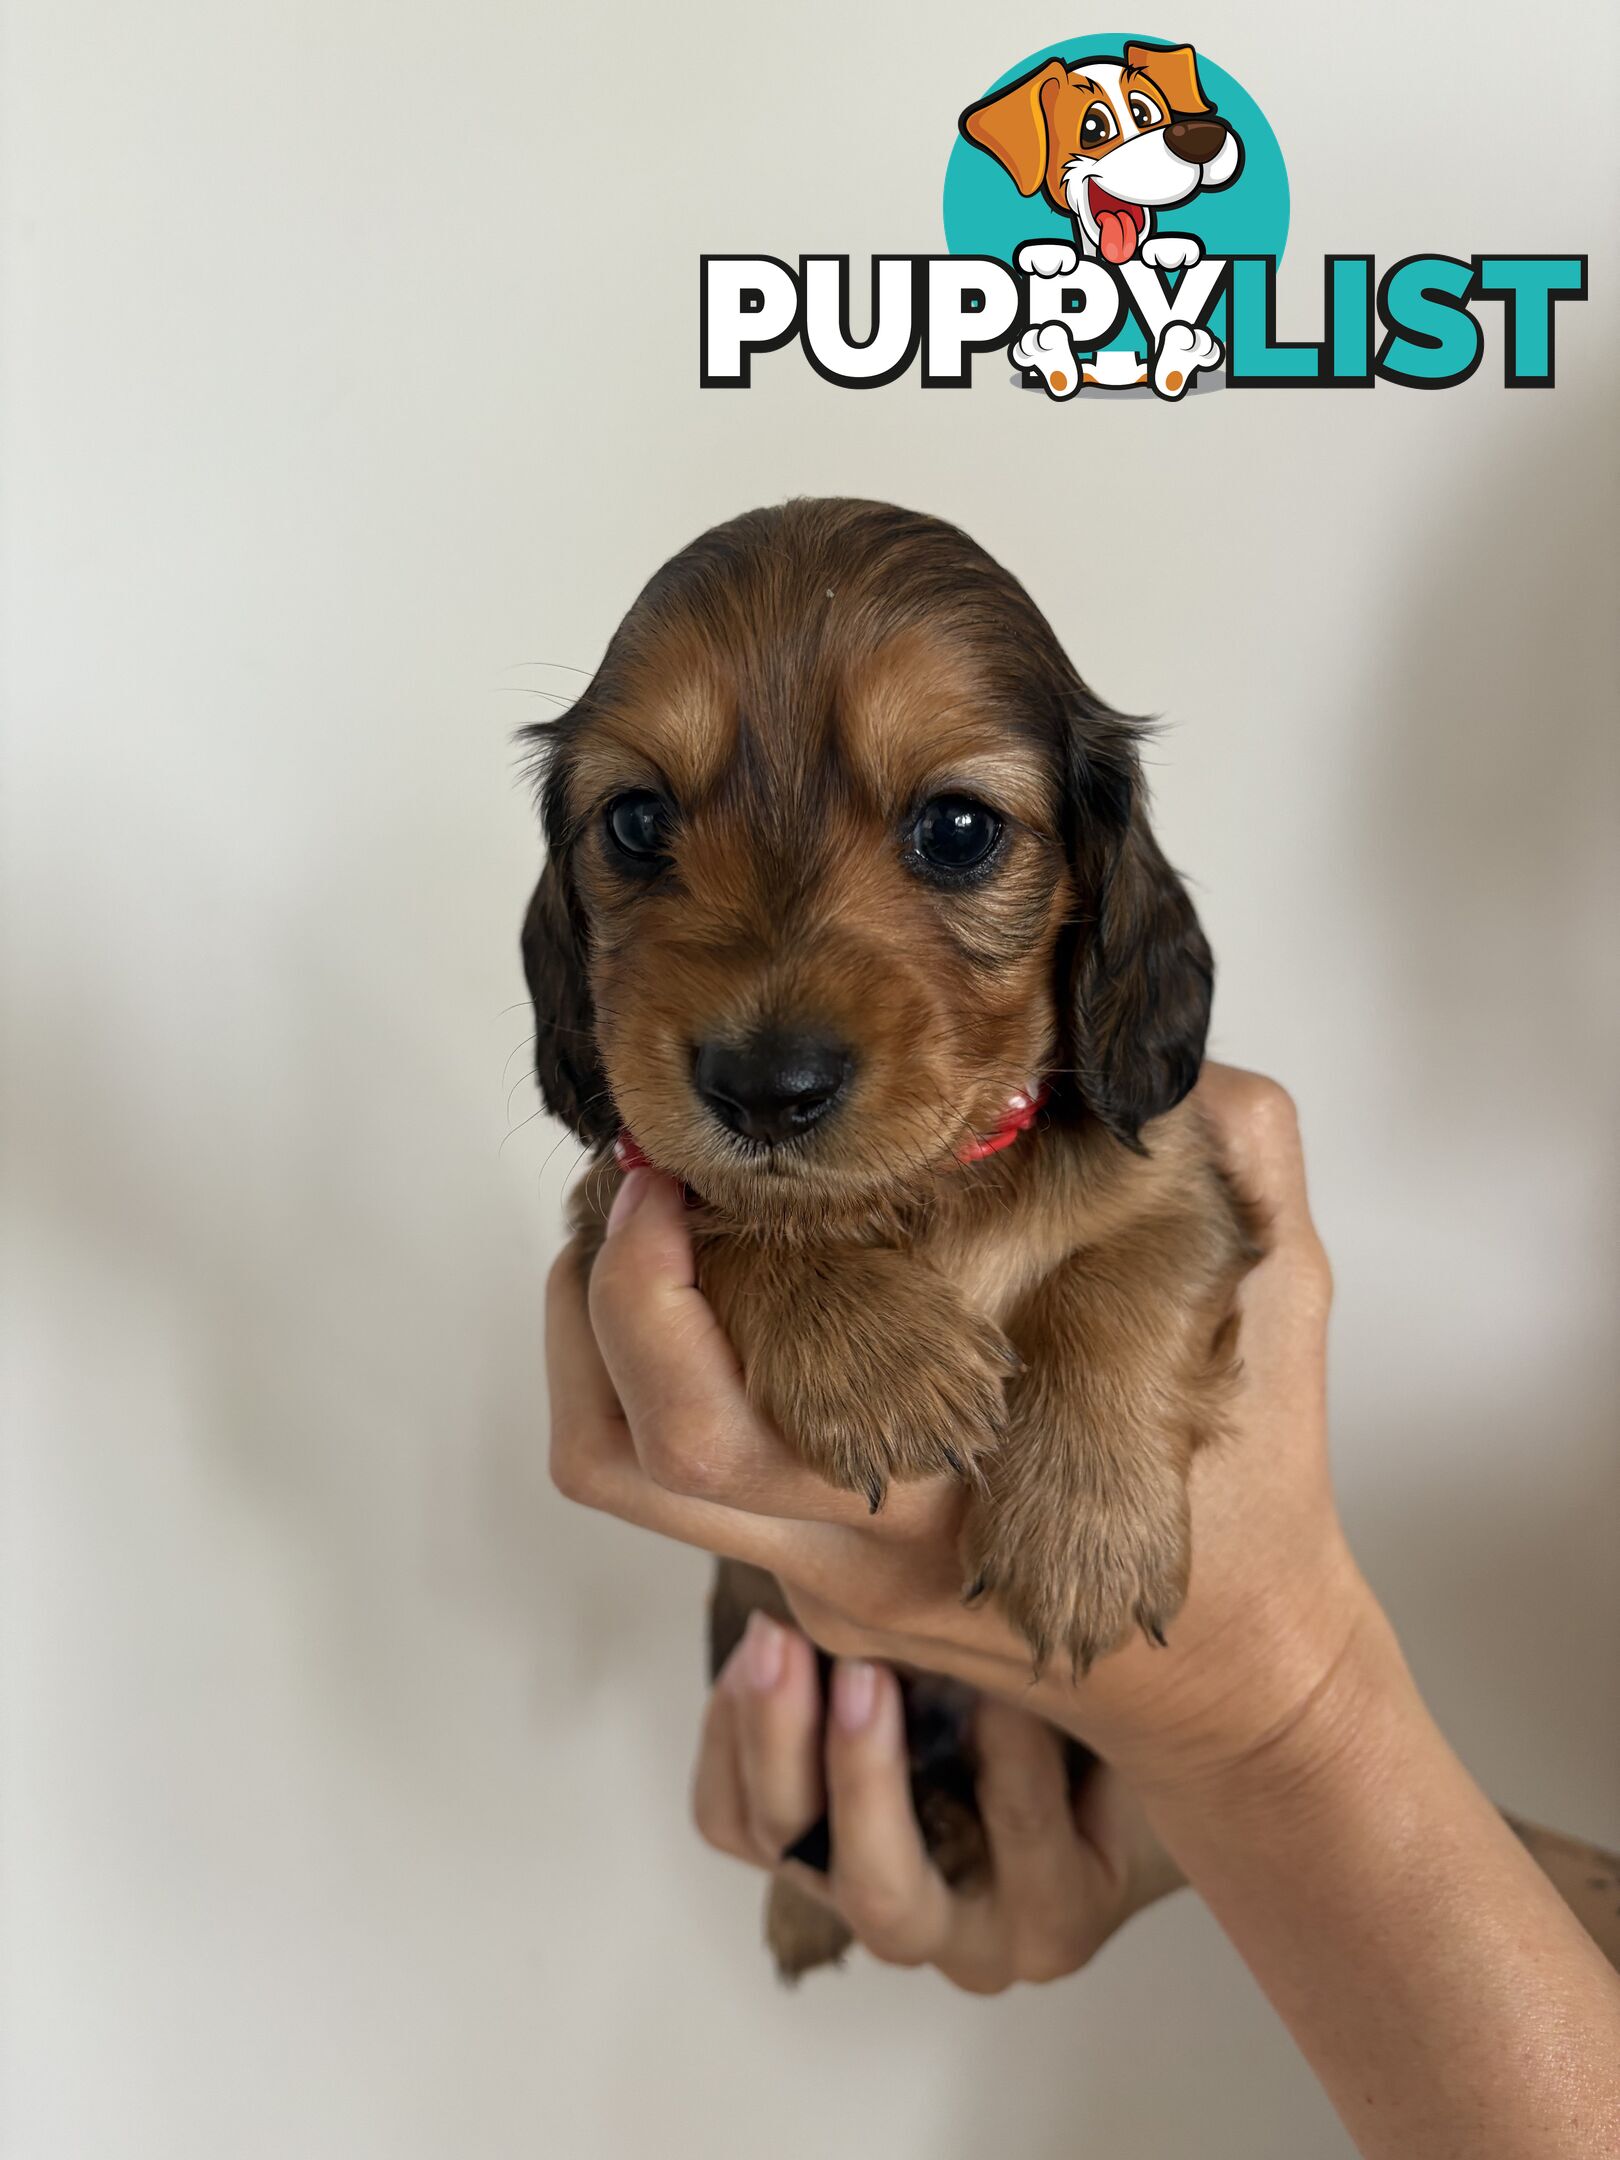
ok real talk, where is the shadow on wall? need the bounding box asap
[1334,379,1620,1839]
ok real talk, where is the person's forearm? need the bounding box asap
[1137,1593,1620,2160]
[1506,1815,1620,1973]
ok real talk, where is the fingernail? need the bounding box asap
[832,1658,877,1734]
[606,1167,650,1234]
[743,1611,785,1693]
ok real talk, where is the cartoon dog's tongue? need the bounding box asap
[1097,209,1137,263]
[1089,183,1144,264]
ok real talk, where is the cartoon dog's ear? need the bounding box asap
[1063,723,1213,1149]
[959,59,1067,196]
[1124,41,1212,117]
[519,731,614,1147]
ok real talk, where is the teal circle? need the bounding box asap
[943,35,1289,354]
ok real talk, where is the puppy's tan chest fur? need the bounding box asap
[927,1192,1079,1328]
[924,1107,1213,1328]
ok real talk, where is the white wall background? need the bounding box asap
[3,3,1616,2155]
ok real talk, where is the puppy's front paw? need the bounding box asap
[1015,239,1080,278]
[744,1253,1015,1508]
[1140,233,1203,271]
[964,1473,1189,1673]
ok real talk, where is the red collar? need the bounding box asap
[954,1084,1048,1163]
[613,1084,1048,1176]
[613,1130,654,1172]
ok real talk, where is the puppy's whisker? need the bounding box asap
[502,1032,538,1086]
[498,1103,548,1155]
[523,1086,615,1192]
[533,1121,589,1188]
[511,1088,609,1158]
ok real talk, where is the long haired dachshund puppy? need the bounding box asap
[523,499,1257,1974]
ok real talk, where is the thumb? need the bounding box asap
[603,1165,696,1280]
[587,1167,747,1450]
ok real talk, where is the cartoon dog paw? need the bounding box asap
[1011,321,1082,399]
[1140,233,1203,272]
[1014,240,1080,279]
[1152,320,1222,399]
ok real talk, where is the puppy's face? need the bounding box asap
[523,501,1212,1225]
[555,620,1068,1218]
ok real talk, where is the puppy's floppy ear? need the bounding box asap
[1124,41,1212,117]
[959,60,1067,196]
[1063,721,1213,1149]
[519,725,614,1147]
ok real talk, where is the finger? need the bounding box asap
[690,1666,754,1863]
[546,1240,812,1566]
[974,1697,1112,1981]
[782,1571,1036,1686]
[1071,1757,1186,1921]
[1194,1065,1334,1400]
[1194,1064,1332,1343]
[823,1662,953,1967]
[729,1616,827,1862]
[549,1248,907,1630]
[1193,1064,1316,1253]
[585,1172,952,1534]
[585,1170,753,1469]
[544,1240,632,1434]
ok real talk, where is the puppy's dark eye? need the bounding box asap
[1128,94,1161,129]
[605,789,673,865]
[910,796,1004,876]
[1080,103,1116,147]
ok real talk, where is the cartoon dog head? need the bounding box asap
[961,42,1242,265]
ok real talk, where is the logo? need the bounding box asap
[700,35,1587,399]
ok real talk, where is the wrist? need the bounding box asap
[1033,1532,1403,1811]
[1134,1575,1416,1839]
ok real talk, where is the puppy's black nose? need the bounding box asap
[1164,116,1227,166]
[693,1029,854,1145]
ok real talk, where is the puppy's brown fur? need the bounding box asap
[523,499,1257,1973]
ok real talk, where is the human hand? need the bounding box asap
[546,1066,1373,1805]
[693,1614,1181,1991]
[549,1068,1620,2151]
